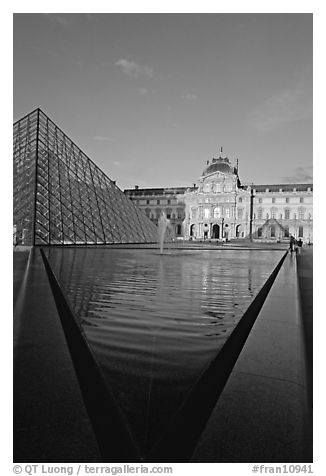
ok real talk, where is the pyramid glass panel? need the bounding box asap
[13,109,158,245]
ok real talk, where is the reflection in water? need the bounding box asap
[46,248,282,456]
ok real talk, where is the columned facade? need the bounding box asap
[124,153,313,243]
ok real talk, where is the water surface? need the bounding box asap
[47,247,283,454]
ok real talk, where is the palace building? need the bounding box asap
[124,151,313,243]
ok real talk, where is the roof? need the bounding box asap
[202,156,236,176]
[253,184,313,192]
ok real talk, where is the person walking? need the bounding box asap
[289,235,295,253]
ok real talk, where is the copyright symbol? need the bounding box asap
[13,466,22,474]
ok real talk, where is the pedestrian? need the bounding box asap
[289,235,295,253]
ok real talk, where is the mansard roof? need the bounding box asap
[253,183,313,192]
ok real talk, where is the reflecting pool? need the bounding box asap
[46,247,283,455]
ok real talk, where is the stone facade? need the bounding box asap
[124,154,313,243]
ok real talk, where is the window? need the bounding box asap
[215,183,221,193]
[257,227,263,237]
[146,199,150,205]
[284,225,289,238]
[167,199,171,205]
[270,225,276,237]
[238,197,242,203]
[190,207,197,219]
[157,199,160,205]
[204,208,210,219]
[300,197,304,203]
[257,208,263,219]
[284,209,290,219]
[272,197,276,203]
[177,208,183,219]
[238,208,243,219]
[298,208,305,220]
[225,208,230,218]
[213,207,221,219]
[145,208,151,217]
[259,198,263,203]
[176,224,182,235]
[298,225,303,237]
[285,197,289,203]
[271,207,277,219]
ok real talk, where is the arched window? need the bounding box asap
[238,197,243,203]
[166,208,172,219]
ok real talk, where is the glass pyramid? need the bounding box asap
[13,109,158,245]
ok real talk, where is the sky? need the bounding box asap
[13,13,313,191]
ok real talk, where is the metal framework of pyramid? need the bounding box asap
[13,108,158,245]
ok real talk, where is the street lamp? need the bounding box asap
[249,184,255,242]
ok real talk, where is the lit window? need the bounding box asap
[214,207,221,219]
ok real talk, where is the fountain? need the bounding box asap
[158,211,171,254]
